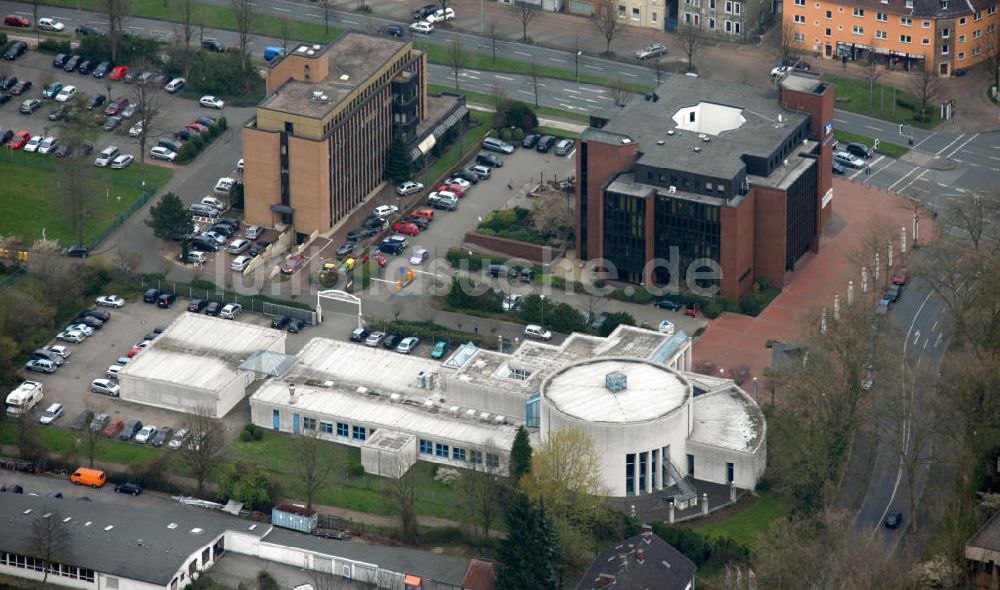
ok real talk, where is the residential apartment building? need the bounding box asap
[785,0,1000,75]
[575,72,835,299]
[243,32,466,236]
[565,0,768,37]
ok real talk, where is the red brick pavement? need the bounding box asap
[693,178,936,378]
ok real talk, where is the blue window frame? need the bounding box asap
[626,453,636,495]
[352,425,366,441]
[435,443,449,458]
[337,422,349,437]
[320,422,333,435]
[303,417,317,431]
[419,439,433,455]
[453,447,466,462]
[470,450,483,464]
[486,453,499,469]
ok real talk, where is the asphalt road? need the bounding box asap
[849,274,949,558]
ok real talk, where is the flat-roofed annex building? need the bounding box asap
[244,33,438,235]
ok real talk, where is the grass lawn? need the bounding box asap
[826,75,944,129]
[428,84,591,124]
[0,150,172,247]
[0,422,162,465]
[228,430,473,522]
[694,492,787,549]
[534,125,581,138]
[833,129,910,159]
[417,109,494,185]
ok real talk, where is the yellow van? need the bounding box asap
[70,467,107,488]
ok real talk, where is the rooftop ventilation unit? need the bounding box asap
[390,393,402,402]
[778,114,783,123]
[313,44,321,51]
[693,146,702,153]
[288,383,296,405]
[306,49,316,56]
[449,405,459,414]
[622,138,632,144]
[606,370,628,393]
[783,159,789,167]
[312,90,323,98]
[423,399,434,408]
[479,412,491,422]
[339,74,350,81]
[465,408,477,419]
[494,415,506,424]
[657,140,665,145]
[667,130,675,136]
[668,186,677,194]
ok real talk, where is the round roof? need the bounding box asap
[542,359,690,423]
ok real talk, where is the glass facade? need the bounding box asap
[352,425,366,441]
[639,451,648,493]
[626,453,636,495]
[337,422,349,437]
[602,192,647,283]
[653,196,721,287]
[785,163,818,270]
[419,439,433,455]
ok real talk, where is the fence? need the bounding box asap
[0,267,26,294]
[90,183,160,251]
[138,277,317,325]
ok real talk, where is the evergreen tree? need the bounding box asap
[386,133,414,183]
[496,492,561,590]
[145,192,192,240]
[509,425,533,483]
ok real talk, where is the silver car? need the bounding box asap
[395,336,420,354]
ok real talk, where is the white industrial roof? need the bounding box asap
[689,388,765,453]
[542,359,690,423]
[252,381,517,448]
[287,338,443,394]
[120,349,243,391]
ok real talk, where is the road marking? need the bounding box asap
[937,182,949,187]
[865,125,882,132]
[923,338,929,350]
[343,19,359,24]
[516,89,532,95]
[273,6,290,11]
[549,57,566,63]
[953,158,964,163]
[564,88,580,94]
[911,131,936,150]
[582,87,604,93]
[584,98,597,103]
[515,51,531,56]
[494,74,514,81]
[913,330,921,345]
[307,13,320,17]
[599,95,613,100]
[566,148,577,158]
[931,321,938,332]
[935,333,943,347]
[887,167,923,192]
[946,133,980,159]
[934,133,967,157]
[620,72,638,78]
[990,156,1000,162]
[834,118,847,123]
[916,356,922,368]
[584,64,603,70]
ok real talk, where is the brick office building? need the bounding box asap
[575,72,835,299]
[243,32,468,236]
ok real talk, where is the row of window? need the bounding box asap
[682,0,742,13]
[303,417,371,442]
[418,438,500,468]
[683,13,742,33]
[0,552,96,583]
[795,5,996,30]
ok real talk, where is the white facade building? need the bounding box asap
[117,313,286,418]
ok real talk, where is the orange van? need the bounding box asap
[70,467,107,488]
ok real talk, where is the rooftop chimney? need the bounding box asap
[641,524,653,538]
[288,383,297,405]
[636,549,645,563]
[596,574,616,588]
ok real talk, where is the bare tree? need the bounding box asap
[318,0,333,36]
[310,571,354,590]
[82,400,106,468]
[436,0,451,9]
[514,0,538,42]
[863,37,880,107]
[491,84,509,128]
[487,20,500,63]
[31,0,40,43]
[777,20,801,65]
[462,441,504,538]
[179,405,227,495]
[572,36,581,80]
[230,0,255,73]
[908,66,942,123]
[527,61,541,107]
[55,95,99,249]
[678,24,705,73]
[15,411,46,466]
[280,16,290,53]
[609,76,631,107]
[382,460,419,543]
[294,429,333,509]
[177,0,197,79]
[448,39,468,91]
[592,0,621,55]
[129,64,160,166]
[31,507,69,588]
[982,24,1000,104]
[103,0,132,62]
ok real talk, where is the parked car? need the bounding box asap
[104,97,129,116]
[521,134,540,148]
[151,427,173,447]
[287,318,305,334]
[54,85,77,102]
[846,142,873,160]
[94,145,120,167]
[199,95,224,109]
[114,482,143,495]
[364,331,385,347]
[165,77,186,93]
[92,60,113,78]
[39,403,64,424]
[654,298,683,311]
[91,379,120,397]
[108,65,129,80]
[86,94,106,110]
[62,55,81,71]
[409,247,429,265]
[374,205,399,219]
[77,59,94,75]
[19,99,41,114]
[834,151,865,169]
[3,15,30,28]
[482,137,515,154]
[884,512,903,529]
[281,255,305,274]
[412,4,437,19]
[430,341,448,359]
[230,255,252,272]
[395,336,420,354]
[893,268,909,286]
[476,152,503,168]
[396,181,424,196]
[245,225,263,240]
[383,334,403,349]
[392,222,420,236]
[350,328,370,342]
[102,418,124,438]
[11,80,32,95]
[409,21,433,34]
[426,7,455,22]
[104,116,124,132]
[157,293,177,308]
[523,324,552,341]
[635,43,667,60]
[684,302,701,317]
[150,146,176,161]
[220,303,242,319]
[110,154,134,169]
[133,425,158,444]
[554,138,575,156]
[832,159,845,175]
[167,428,190,449]
[204,301,222,316]
[118,419,142,441]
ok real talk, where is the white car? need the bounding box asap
[94,146,119,167]
[502,293,521,311]
[37,137,58,155]
[770,65,792,78]
[237,158,244,172]
[165,77,186,93]
[24,135,43,153]
[409,248,429,265]
[834,151,865,169]
[95,294,125,308]
[46,345,71,359]
[201,195,227,211]
[396,181,425,196]
[374,205,399,219]
[230,255,252,272]
[91,379,120,397]
[55,85,77,102]
[128,121,144,137]
[444,177,471,190]
[106,364,122,380]
[110,154,134,169]
[37,17,65,31]
[410,21,434,34]
[134,425,158,444]
[57,330,85,343]
[658,320,675,334]
[220,303,242,320]
[426,7,455,22]
[199,95,225,109]
[39,403,65,424]
[66,323,94,337]
[245,225,263,240]
[150,146,177,162]
[523,324,552,341]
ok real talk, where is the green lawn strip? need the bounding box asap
[826,75,943,129]
[533,125,580,138]
[417,109,493,185]
[0,150,172,246]
[832,128,909,159]
[0,422,162,465]
[228,431,472,522]
[420,42,650,94]
[693,492,787,549]
[428,83,590,124]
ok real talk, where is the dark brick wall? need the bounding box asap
[464,232,563,266]
[752,186,789,290]
[575,139,639,261]
[719,195,757,299]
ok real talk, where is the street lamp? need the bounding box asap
[576,50,582,89]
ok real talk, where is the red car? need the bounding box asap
[4,15,30,27]
[186,123,209,134]
[281,255,305,274]
[684,302,701,317]
[392,222,420,236]
[437,184,466,196]
[893,268,909,286]
[411,208,434,221]
[127,346,143,358]
[108,65,129,80]
[373,253,388,267]
[102,419,124,438]
[9,131,30,149]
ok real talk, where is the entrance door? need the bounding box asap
[292,413,300,434]
[272,409,280,431]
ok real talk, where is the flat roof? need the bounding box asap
[363,428,415,452]
[119,313,284,388]
[584,75,809,179]
[0,493,270,586]
[252,380,518,448]
[287,337,442,394]
[543,359,690,423]
[688,388,765,453]
[260,32,409,119]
